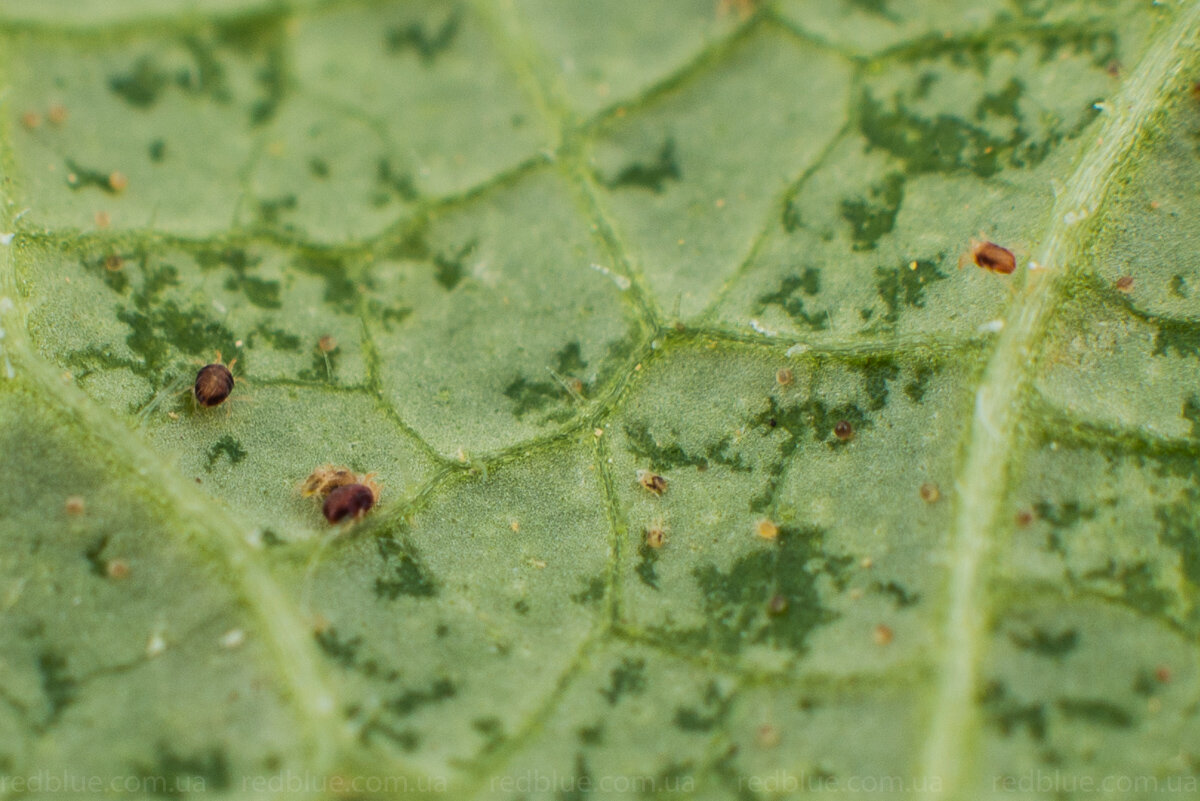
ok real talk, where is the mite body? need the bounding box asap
[637,469,667,496]
[194,352,237,408]
[323,483,377,524]
[966,239,1017,275]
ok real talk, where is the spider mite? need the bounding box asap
[194,351,238,408]
[644,520,667,549]
[300,464,358,498]
[323,480,381,524]
[637,469,667,496]
[961,239,1017,275]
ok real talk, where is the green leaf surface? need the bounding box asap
[1,1,1199,799]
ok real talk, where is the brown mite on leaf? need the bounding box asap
[833,420,854,441]
[1115,275,1134,294]
[637,469,667,496]
[644,521,667,549]
[323,483,378,524]
[775,368,793,386]
[194,352,237,408]
[919,483,941,503]
[964,239,1017,275]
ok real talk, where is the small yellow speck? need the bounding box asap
[108,171,128,192]
[909,261,918,271]
[756,519,778,541]
[94,211,111,229]
[593,428,604,438]
[860,557,873,569]
[510,520,520,532]
[65,496,85,516]
[47,104,68,125]
[715,198,726,209]
[873,624,894,646]
[529,558,547,569]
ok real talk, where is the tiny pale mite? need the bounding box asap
[637,469,667,496]
[323,483,377,524]
[194,352,237,408]
[300,464,358,498]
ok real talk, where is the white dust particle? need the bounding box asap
[0,233,13,246]
[977,319,1005,334]
[749,319,775,336]
[219,629,246,649]
[146,632,167,657]
[589,262,631,290]
[785,343,810,357]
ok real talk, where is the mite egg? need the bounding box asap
[323,483,377,524]
[756,519,779,541]
[833,420,854,441]
[194,353,237,408]
[637,469,667,496]
[969,239,1017,275]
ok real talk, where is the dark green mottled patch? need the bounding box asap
[132,744,230,795]
[109,57,170,107]
[374,536,438,600]
[386,677,456,716]
[874,259,946,324]
[874,580,920,608]
[251,323,301,352]
[1056,698,1133,728]
[623,421,748,473]
[1153,318,1200,360]
[64,159,118,194]
[315,628,362,668]
[433,239,477,291]
[673,682,730,732]
[571,574,607,606]
[299,344,339,383]
[149,139,167,162]
[904,364,934,403]
[1170,274,1189,298]
[1157,489,1200,588]
[840,172,905,251]
[1184,396,1200,439]
[757,270,827,330]
[599,657,646,705]
[205,435,247,471]
[385,11,461,63]
[503,341,588,419]
[578,723,604,746]
[293,253,358,313]
[601,138,681,193]
[308,157,330,179]
[1080,561,1171,618]
[975,78,1024,121]
[258,194,297,226]
[635,540,660,589]
[375,158,419,207]
[472,717,505,754]
[83,535,111,577]
[978,681,1046,741]
[37,650,77,727]
[662,526,846,655]
[1009,627,1079,658]
[221,251,281,310]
